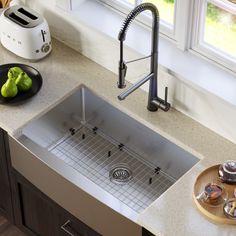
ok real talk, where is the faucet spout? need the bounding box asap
[117,3,170,112]
[118,73,153,100]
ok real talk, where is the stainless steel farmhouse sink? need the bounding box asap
[10,86,199,231]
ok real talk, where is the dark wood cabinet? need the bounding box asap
[0,128,13,222]
[12,170,101,236]
[142,228,155,236]
[13,176,57,236]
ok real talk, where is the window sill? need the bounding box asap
[70,0,236,108]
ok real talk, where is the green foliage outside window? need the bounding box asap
[205,3,236,56]
[163,0,174,3]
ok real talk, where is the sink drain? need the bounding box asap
[109,164,133,185]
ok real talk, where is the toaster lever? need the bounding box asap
[41,30,46,42]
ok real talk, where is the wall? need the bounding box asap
[25,0,236,145]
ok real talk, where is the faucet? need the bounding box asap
[117,3,170,112]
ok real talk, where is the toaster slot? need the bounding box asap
[18,8,38,20]
[4,5,44,28]
[9,13,29,26]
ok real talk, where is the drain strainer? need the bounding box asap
[109,164,133,185]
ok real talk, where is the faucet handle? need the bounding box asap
[161,87,171,111]
[164,87,168,105]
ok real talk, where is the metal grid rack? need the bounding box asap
[48,125,176,213]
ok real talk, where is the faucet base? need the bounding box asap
[151,98,171,112]
[117,82,126,89]
[147,103,158,112]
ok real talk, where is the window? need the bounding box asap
[142,0,175,27]
[57,0,236,73]
[204,2,236,57]
[192,0,236,70]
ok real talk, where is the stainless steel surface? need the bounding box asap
[20,86,199,218]
[109,164,133,185]
[23,87,199,180]
[49,124,175,213]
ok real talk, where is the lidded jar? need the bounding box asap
[219,160,236,183]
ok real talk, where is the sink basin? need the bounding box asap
[14,86,199,221]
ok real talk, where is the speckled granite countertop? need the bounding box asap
[0,39,236,236]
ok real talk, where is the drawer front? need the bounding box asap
[58,215,101,236]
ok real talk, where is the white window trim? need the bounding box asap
[56,0,72,11]
[174,0,194,50]
[191,0,236,73]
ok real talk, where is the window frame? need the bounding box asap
[191,0,236,72]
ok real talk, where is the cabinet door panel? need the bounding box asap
[0,129,13,221]
[16,181,57,236]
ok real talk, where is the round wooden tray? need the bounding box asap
[193,165,236,224]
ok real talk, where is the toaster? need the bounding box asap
[0,5,52,60]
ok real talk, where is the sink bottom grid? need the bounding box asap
[48,124,176,213]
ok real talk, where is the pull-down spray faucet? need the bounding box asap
[117,3,170,112]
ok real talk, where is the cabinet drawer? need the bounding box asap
[58,214,101,236]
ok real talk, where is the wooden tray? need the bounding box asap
[193,165,236,224]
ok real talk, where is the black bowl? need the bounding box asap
[0,63,43,104]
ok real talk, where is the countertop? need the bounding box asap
[0,39,236,236]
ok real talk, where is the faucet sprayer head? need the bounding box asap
[118,3,159,42]
[117,3,159,90]
[118,61,127,89]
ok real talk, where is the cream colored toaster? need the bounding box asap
[0,5,52,60]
